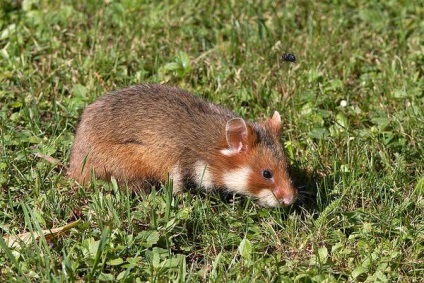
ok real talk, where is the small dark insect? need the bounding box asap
[281,53,296,62]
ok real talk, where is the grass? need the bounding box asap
[0,0,423,281]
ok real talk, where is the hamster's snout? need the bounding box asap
[256,186,297,207]
[273,186,297,206]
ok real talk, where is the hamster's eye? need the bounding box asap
[262,170,273,179]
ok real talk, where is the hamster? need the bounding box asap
[68,84,297,207]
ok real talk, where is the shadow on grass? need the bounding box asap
[289,163,330,218]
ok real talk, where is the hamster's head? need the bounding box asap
[217,111,297,207]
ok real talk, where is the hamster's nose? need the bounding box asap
[274,187,297,205]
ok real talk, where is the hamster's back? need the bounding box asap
[86,85,233,142]
[68,84,235,184]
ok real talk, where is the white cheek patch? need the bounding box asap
[169,164,182,193]
[194,161,214,189]
[222,166,252,195]
[256,190,280,207]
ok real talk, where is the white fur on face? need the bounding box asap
[170,164,182,193]
[256,189,296,207]
[256,190,280,207]
[194,161,214,189]
[222,166,252,195]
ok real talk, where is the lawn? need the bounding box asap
[0,0,423,282]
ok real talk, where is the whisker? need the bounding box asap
[298,191,316,196]
[297,195,306,204]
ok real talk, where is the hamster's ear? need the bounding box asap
[225,118,249,153]
[266,111,281,135]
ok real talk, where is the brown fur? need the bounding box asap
[68,84,297,207]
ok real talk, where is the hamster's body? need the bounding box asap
[68,84,297,207]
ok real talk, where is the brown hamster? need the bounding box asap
[68,84,297,207]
